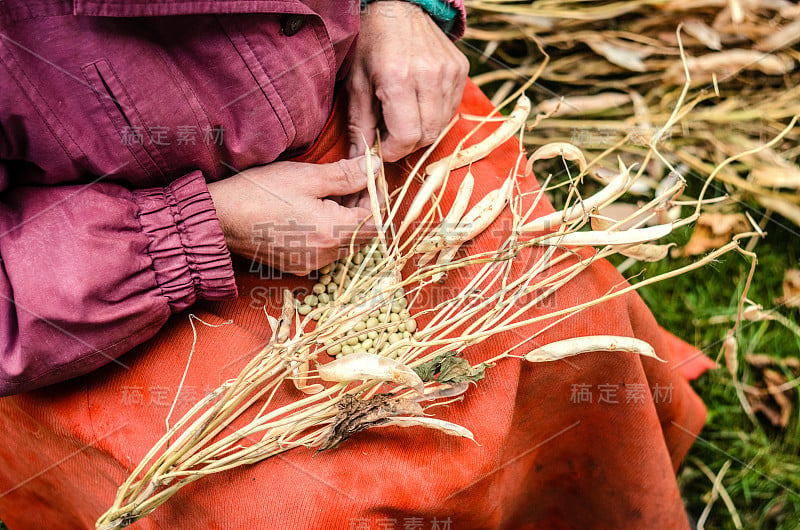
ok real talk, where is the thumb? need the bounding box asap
[307,156,381,198]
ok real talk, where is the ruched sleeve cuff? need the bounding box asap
[132,171,237,312]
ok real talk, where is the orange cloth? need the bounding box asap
[0,81,712,529]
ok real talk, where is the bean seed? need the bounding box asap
[298,304,312,315]
[320,274,332,285]
[341,344,354,355]
[312,283,325,295]
[305,295,319,307]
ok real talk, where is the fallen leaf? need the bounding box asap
[764,369,792,428]
[745,354,800,370]
[775,269,800,308]
[743,356,798,429]
[673,212,750,257]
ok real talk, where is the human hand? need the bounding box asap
[346,1,469,162]
[208,156,380,275]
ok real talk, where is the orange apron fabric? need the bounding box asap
[0,81,712,529]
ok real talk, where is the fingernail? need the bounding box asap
[357,155,381,175]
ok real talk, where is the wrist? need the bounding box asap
[361,0,459,35]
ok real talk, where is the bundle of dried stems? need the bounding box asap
[464,0,800,226]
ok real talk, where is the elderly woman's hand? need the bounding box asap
[347,1,469,162]
[208,157,380,275]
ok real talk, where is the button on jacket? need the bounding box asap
[0,0,466,395]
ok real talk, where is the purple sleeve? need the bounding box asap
[0,170,237,396]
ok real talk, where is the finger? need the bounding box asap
[355,187,385,210]
[339,193,360,208]
[415,77,447,152]
[347,73,379,159]
[319,200,379,247]
[305,156,380,198]
[447,53,469,119]
[377,84,422,162]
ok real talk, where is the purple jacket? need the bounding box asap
[0,0,465,396]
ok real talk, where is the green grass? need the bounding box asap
[625,209,800,529]
[536,155,800,527]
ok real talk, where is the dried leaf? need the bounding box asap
[745,354,800,370]
[619,242,674,262]
[775,269,800,308]
[683,18,722,50]
[318,394,424,451]
[594,203,650,230]
[585,40,647,72]
[748,395,784,428]
[413,350,491,385]
[764,369,792,428]
[674,212,750,257]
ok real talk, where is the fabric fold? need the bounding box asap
[133,171,237,312]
